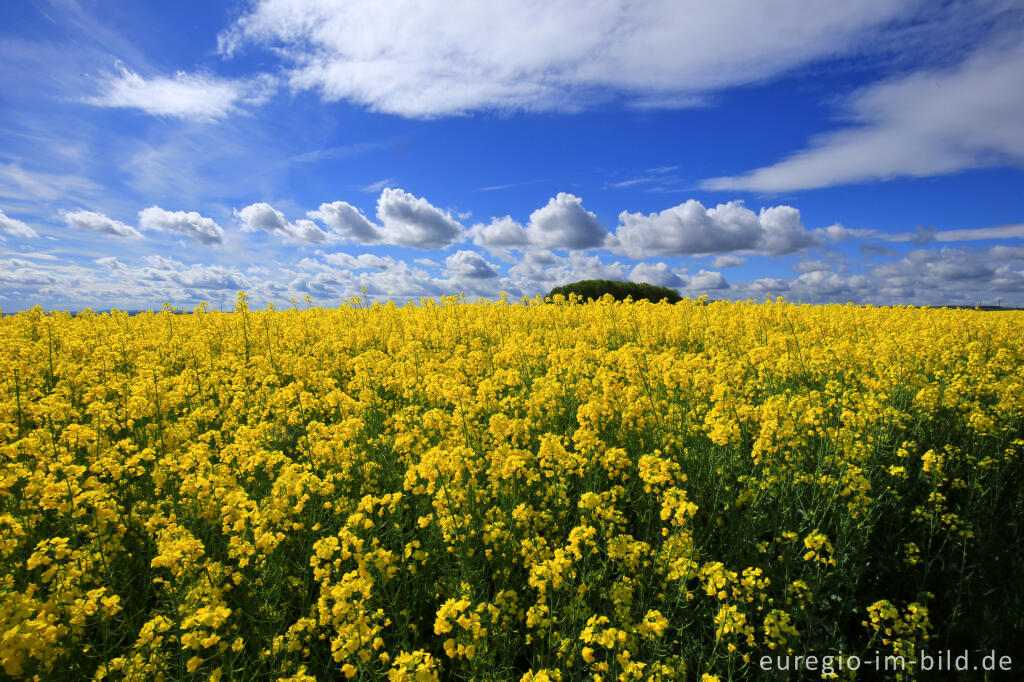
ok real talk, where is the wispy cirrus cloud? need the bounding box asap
[60,208,142,239]
[702,37,1024,191]
[87,65,275,121]
[219,0,917,117]
[0,208,39,239]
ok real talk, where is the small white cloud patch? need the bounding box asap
[628,262,685,288]
[138,206,224,244]
[702,40,1024,191]
[0,208,39,239]
[88,65,274,121]
[445,250,499,279]
[614,200,819,258]
[469,216,531,250]
[60,209,142,239]
[237,202,332,243]
[526,193,607,250]
[309,201,383,244]
[376,188,463,250]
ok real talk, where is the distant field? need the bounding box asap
[2,296,1022,680]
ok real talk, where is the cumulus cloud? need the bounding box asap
[138,206,224,244]
[88,65,275,121]
[359,260,444,299]
[628,262,684,287]
[170,264,248,290]
[684,269,729,290]
[60,209,142,239]
[507,251,627,295]
[141,255,181,270]
[614,200,819,258]
[469,216,530,250]
[237,202,290,233]
[0,265,59,286]
[321,252,392,270]
[308,201,383,244]
[0,208,38,238]
[291,270,354,298]
[289,220,333,244]
[728,243,1024,305]
[220,0,914,117]
[376,188,463,249]
[702,39,1024,191]
[525,193,607,250]
[445,250,499,279]
[237,202,332,243]
[749,277,790,293]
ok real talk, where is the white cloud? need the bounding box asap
[321,252,392,270]
[988,245,1024,261]
[702,39,1024,191]
[628,262,685,287]
[726,243,1024,305]
[237,202,333,243]
[749,277,790,293]
[237,202,289,233]
[360,179,395,193]
[170,264,248,290]
[88,65,275,121]
[897,222,1024,243]
[614,199,819,258]
[711,255,747,268]
[817,223,874,242]
[138,206,224,244]
[445,250,499,279]
[507,251,626,295]
[359,261,444,299]
[308,201,383,244]
[60,209,142,239]
[684,269,729,290]
[525,193,607,250]
[789,271,870,298]
[141,255,181,270]
[220,0,913,117]
[469,216,530,249]
[95,256,126,271]
[0,265,59,286]
[289,219,333,244]
[290,273,346,298]
[0,208,38,238]
[376,188,463,249]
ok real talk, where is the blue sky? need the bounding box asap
[1,0,1023,311]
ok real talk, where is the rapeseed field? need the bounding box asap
[2,294,1022,680]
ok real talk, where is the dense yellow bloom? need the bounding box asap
[0,297,1020,680]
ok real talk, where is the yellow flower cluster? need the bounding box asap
[1,294,1021,679]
